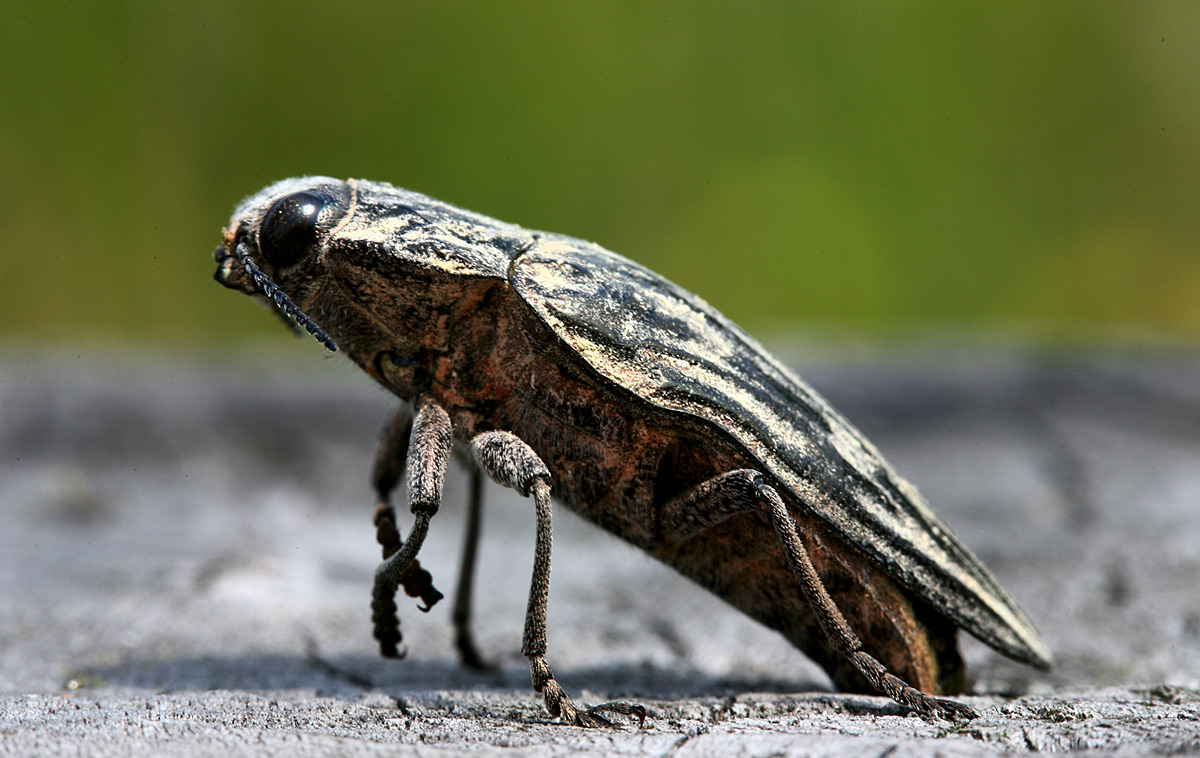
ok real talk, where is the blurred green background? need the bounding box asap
[2,2,1198,346]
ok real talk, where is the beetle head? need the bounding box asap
[214,177,353,351]
[215,177,535,394]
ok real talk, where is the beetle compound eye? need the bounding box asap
[260,191,327,268]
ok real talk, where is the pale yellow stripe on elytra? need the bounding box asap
[515,242,1047,661]
[643,322,1012,632]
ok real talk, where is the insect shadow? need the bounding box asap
[78,653,827,703]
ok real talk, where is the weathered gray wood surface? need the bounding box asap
[3,344,1199,756]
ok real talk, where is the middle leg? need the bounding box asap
[470,430,646,727]
[451,467,490,670]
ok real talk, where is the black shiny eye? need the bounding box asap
[260,191,327,268]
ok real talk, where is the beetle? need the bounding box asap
[213,176,1051,725]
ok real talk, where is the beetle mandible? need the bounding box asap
[213,177,1051,725]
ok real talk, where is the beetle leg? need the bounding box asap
[451,467,491,670]
[661,470,977,721]
[372,396,450,658]
[370,406,410,658]
[659,469,763,539]
[755,480,977,720]
[471,431,647,728]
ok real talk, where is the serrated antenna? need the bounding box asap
[234,242,339,352]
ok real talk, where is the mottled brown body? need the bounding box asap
[324,260,963,695]
[215,177,1048,723]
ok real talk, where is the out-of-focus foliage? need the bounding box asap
[1,2,1197,343]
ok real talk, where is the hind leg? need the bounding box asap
[661,469,976,720]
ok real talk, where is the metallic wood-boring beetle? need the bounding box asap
[214,177,1051,725]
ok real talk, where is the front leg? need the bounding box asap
[470,431,646,728]
[661,469,977,721]
[371,396,451,657]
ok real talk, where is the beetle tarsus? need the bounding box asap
[371,580,404,658]
[850,652,977,720]
[371,502,405,656]
[373,502,402,559]
[530,655,646,728]
[924,696,978,721]
[586,701,648,727]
